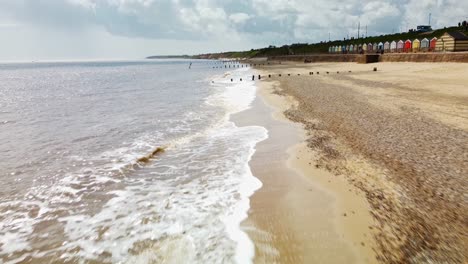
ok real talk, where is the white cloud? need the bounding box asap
[0,0,466,59]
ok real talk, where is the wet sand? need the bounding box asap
[233,75,377,263]
[243,62,467,263]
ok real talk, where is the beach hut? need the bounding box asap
[384,41,390,51]
[378,42,384,51]
[397,40,404,52]
[404,39,412,52]
[328,46,332,53]
[436,32,468,52]
[372,43,378,51]
[358,44,362,53]
[430,37,438,51]
[362,43,368,53]
[412,39,420,52]
[390,41,397,52]
[342,45,346,53]
[421,38,429,51]
[350,44,354,53]
[346,45,350,53]
[368,43,373,53]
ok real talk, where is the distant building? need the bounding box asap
[436,32,468,51]
[417,25,433,32]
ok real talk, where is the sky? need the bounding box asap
[0,0,467,60]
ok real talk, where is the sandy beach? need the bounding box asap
[237,62,467,263]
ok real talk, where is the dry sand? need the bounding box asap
[243,62,468,263]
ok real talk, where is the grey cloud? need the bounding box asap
[0,0,466,60]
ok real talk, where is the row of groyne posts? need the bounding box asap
[208,60,378,83]
[210,60,280,69]
[226,70,358,82]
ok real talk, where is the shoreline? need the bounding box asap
[241,62,467,263]
[232,69,377,263]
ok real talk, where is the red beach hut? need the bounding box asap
[404,39,412,52]
[430,37,438,51]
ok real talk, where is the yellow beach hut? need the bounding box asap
[413,39,420,52]
[436,32,468,52]
[362,43,368,53]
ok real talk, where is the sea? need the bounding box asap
[0,60,268,263]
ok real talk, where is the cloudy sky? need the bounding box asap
[0,0,467,60]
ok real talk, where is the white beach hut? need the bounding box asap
[384,41,390,51]
[390,41,397,52]
[378,42,384,51]
[421,38,429,51]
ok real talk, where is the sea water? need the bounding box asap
[0,60,267,263]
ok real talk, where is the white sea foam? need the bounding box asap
[0,64,267,263]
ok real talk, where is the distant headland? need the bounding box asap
[146,55,192,59]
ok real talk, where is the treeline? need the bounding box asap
[194,26,467,59]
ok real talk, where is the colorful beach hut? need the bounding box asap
[349,44,354,53]
[362,43,368,53]
[421,38,429,51]
[328,46,332,53]
[384,41,390,51]
[390,41,397,52]
[372,43,378,51]
[358,44,362,53]
[404,39,412,52]
[368,43,373,52]
[430,37,437,51]
[346,45,350,53]
[342,45,346,53]
[412,39,420,52]
[397,40,404,52]
[436,32,468,52]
